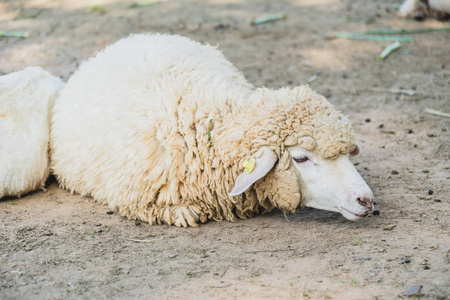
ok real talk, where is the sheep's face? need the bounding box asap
[230,144,374,221]
[287,144,374,220]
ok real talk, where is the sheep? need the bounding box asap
[0,67,64,198]
[398,0,450,20]
[51,34,374,227]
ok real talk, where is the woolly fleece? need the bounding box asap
[0,67,64,198]
[51,34,355,227]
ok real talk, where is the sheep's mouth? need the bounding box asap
[340,206,369,218]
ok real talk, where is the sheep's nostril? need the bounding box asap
[357,197,373,210]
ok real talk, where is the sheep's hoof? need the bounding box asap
[173,206,200,228]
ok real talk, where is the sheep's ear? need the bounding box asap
[350,143,360,156]
[229,147,278,196]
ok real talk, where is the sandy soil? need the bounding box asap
[1,0,449,299]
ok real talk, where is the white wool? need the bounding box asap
[0,67,64,198]
[398,0,419,16]
[429,0,450,13]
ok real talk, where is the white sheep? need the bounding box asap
[51,34,374,227]
[398,0,450,18]
[0,67,64,198]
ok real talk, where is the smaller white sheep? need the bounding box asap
[0,67,64,198]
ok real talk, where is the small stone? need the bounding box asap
[414,144,417,148]
[378,124,384,128]
[376,278,382,283]
[135,221,141,226]
[350,251,355,255]
[391,170,399,175]
[434,199,441,202]
[106,211,114,215]
[403,285,422,296]
[365,118,371,123]
[373,210,380,216]
[428,189,433,195]
[423,266,430,270]
[422,170,429,173]
[383,224,396,231]
[408,129,413,134]
[363,256,372,260]
[42,231,53,236]
[94,223,102,227]
[400,257,411,264]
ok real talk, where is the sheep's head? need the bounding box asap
[229,86,374,221]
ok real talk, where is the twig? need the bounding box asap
[435,142,444,154]
[220,265,230,278]
[245,248,296,254]
[327,33,412,42]
[363,26,450,35]
[123,238,160,243]
[366,87,415,96]
[402,261,412,272]
[425,108,450,119]
[379,41,401,60]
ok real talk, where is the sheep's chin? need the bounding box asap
[339,206,368,221]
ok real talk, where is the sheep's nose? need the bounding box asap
[357,196,373,210]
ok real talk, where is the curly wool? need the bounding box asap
[50,34,355,226]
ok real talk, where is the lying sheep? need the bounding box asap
[0,67,64,198]
[51,34,374,227]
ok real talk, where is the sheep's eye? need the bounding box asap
[293,156,309,163]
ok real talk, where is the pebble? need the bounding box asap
[135,221,141,226]
[408,129,413,134]
[400,257,411,264]
[94,223,102,227]
[434,199,441,202]
[403,285,422,296]
[363,256,372,260]
[423,266,430,270]
[365,118,371,123]
[106,211,114,215]
[383,224,396,231]
[378,124,384,128]
[428,189,434,195]
[376,278,382,283]
[373,210,380,216]
[391,170,399,175]
[215,283,232,288]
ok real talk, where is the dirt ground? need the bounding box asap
[1,0,449,299]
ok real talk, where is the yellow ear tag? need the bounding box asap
[243,158,256,174]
